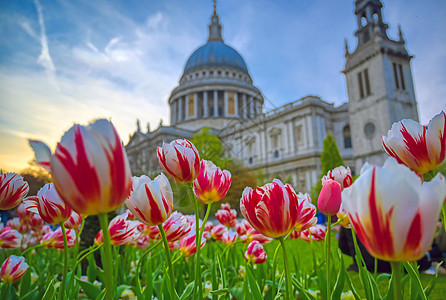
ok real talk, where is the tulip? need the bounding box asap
[0,255,28,283]
[94,230,103,245]
[41,227,76,249]
[193,160,231,203]
[241,228,273,244]
[157,139,201,183]
[299,225,326,242]
[29,214,44,233]
[179,234,206,257]
[6,218,27,234]
[236,219,252,236]
[28,119,132,215]
[222,230,237,245]
[240,179,298,238]
[244,241,267,264]
[336,203,350,228]
[322,166,353,190]
[24,183,72,224]
[317,179,342,216]
[0,228,22,249]
[294,193,317,232]
[342,158,446,262]
[289,230,300,239]
[204,221,214,232]
[161,212,191,242]
[0,171,29,210]
[126,174,173,226]
[17,203,34,224]
[136,235,151,250]
[107,215,138,246]
[215,203,237,228]
[64,210,82,231]
[211,224,228,241]
[382,111,446,174]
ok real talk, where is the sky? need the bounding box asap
[1,0,445,172]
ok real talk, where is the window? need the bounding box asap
[273,135,279,148]
[357,72,364,98]
[393,63,399,89]
[399,64,405,90]
[249,157,253,164]
[227,92,235,115]
[364,69,371,96]
[274,150,279,158]
[364,122,376,139]
[187,95,195,117]
[218,91,224,116]
[393,63,406,90]
[208,91,214,116]
[343,125,352,148]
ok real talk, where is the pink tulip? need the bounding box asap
[317,179,342,215]
[0,171,29,210]
[193,160,231,203]
[29,119,132,215]
[322,166,353,190]
[299,225,326,242]
[24,183,72,224]
[382,111,446,174]
[244,241,267,264]
[126,174,173,226]
[240,179,298,238]
[157,139,201,183]
[0,228,22,249]
[179,234,206,257]
[215,203,237,228]
[0,255,29,283]
[342,158,446,261]
[294,193,317,232]
[162,212,191,242]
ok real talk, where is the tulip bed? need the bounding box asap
[1,111,446,300]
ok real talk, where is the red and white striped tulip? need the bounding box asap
[342,158,446,262]
[193,160,231,203]
[28,119,132,215]
[29,214,44,233]
[244,241,267,264]
[382,111,446,174]
[6,218,27,234]
[17,203,34,225]
[289,230,300,239]
[157,139,201,183]
[162,212,191,242]
[222,230,237,245]
[126,174,173,226]
[0,256,29,283]
[317,179,342,216]
[0,228,22,249]
[211,224,228,241]
[299,225,326,242]
[295,193,317,232]
[236,219,252,236]
[108,215,138,246]
[24,183,72,225]
[64,210,82,231]
[179,234,206,257]
[241,228,272,244]
[0,171,29,210]
[240,179,298,238]
[41,227,76,249]
[215,203,237,228]
[322,166,353,190]
[204,221,214,232]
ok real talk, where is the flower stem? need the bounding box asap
[158,225,176,299]
[391,261,403,300]
[135,240,162,297]
[194,202,212,300]
[191,184,201,299]
[58,223,69,300]
[279,237,292,300]
[271,242,281,297]
[326,217,332,297]
[98,213,114,300]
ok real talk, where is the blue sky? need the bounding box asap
[1,0,445,171]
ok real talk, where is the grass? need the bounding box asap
[263,237,446,299]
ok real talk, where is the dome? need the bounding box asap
[184,41,249,74]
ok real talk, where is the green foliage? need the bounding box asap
[19,164,52,196]
[191,127,229,167]
[320,134,344,176]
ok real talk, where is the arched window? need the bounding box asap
[274,150,279,158]
[343,125,352,148]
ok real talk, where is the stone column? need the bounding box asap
[214,90,218,117]
[234,93,239,117]
[185,95,189,120]
[203,91,208,118]
[243,94,247,118]
[249,97,254,117]
[224,91,228,116]
[194,93,197,118]
[178,97,183,122]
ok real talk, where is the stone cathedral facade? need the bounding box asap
[125,0,418,192]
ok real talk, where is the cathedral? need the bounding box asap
[125,0,418,192]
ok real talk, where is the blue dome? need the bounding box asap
[184,41,249,74]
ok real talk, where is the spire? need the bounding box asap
[208,0,224,42]
[398,24,405,43]
[344,38,350,56]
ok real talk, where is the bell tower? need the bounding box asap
[343,0,418,171]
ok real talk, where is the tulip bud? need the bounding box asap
[0,255,29,283]
[244,241,267,264]
[317,179,342,215]
[193,160,231,204]
[0,228,22,249]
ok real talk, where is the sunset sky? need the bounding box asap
[1,0,445,172]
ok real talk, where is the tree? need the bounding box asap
[19,164,52,196]
[191,127,229,168]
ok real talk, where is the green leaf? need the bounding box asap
[87,253,97,282]
[116,284,131,299]
[424,262,443,296]
[180,282,195,300]
[403,262,428,300]
[344,268,361,300]
[145,256,153,300]
[94,289,106,300]
[331,251,346,300]
[376,273,391,284]
[41,279,55,300]
[210,287,230,296]
[76,277,101,299]
[246,264,263,299]
[20,268,31,297]
[291,277,316,300]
